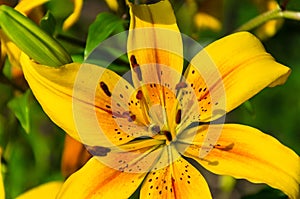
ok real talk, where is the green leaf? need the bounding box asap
[107,63,130,76]
[84,12,125,59]
[242,100,255,116]
[40,11,56,36]
[7,90,32,134]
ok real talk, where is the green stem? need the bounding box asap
[281,10,300,20]
[236,8,300,32]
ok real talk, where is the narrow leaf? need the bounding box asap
[84,12,125,59]
[8,90,32,133]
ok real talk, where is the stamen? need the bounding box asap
[213,143,234,151]
[163,131,172,141]
[136,90,143,100]
[176,109,182,124]
[122,111,130,117]
[175,82,187,90]
[130,55,142,81]
[129,114,136,122]
[100,81,111,97]
[150,125,160,134]
[85,145,111,156]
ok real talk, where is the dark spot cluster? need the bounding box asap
[115,153,156,173]
[177,159,192,185]
[112,110,137,123]
[112,121,147,140]
[113,128,131,142]
[146,168,173,196]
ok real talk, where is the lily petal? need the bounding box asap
[58,157,147,199]
[20,53,82,141]
[61,135,92,178]
[16,181,63,199]
[21,53,148,146]
[15,0,49,14]
[105,0,118,12]
[128,1,186,138]
[184,32,290,122]
[141,146,212,198]
[127,1,190,141]
[0,30,21,68]
[127,0,183,88]
[179,124,300,199]
[62,0,83,31]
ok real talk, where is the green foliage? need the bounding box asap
[242,187,287,199]
[85,12,126,59]
[1,89,64,198]
[7,90,31,134]
[40,11,57,36]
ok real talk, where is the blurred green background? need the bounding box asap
[0,0,299,198]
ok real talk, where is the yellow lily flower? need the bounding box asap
[16,181,63,199]
[19,0,299,198]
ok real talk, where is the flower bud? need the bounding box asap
[0,5,72,67]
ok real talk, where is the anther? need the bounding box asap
[150,125,160,134]
[175,82,187,90]
[130,55,142,81]
[175,109,181,124]
[100,81,111,97]
[136,90,143,100]
[85,145,111,156]
[163,131,172,141]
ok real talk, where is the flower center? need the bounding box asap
[146,103,175,144]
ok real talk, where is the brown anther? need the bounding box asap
[129,114,136,122]
[130,55,142,81]
[151,125,160,134]
[175,109,181,124]
[136,90,143,100]
[175,82,187,90]
[163,131,172,142]
[100,81,111,97]
[122,111,130,117]
[85,145,111,156]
